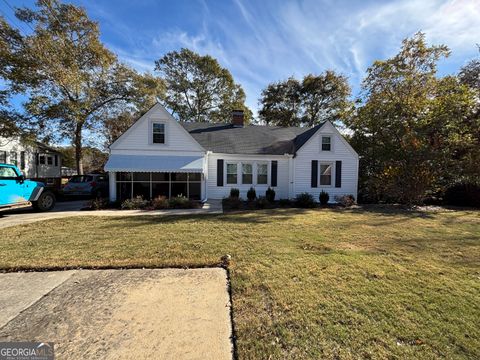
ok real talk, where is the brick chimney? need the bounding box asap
[231,110,245,127]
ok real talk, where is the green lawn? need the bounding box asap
[1,207,479,359]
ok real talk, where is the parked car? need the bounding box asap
[62,174,108,198]
[0,163,56,211]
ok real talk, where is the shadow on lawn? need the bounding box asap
[343,204,437,219]
[98,208,315,228]
[95,205,449,232]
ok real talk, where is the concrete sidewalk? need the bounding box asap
[0,200,223,229]
[0,268,233,360]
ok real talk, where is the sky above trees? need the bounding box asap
[1,0,479,114]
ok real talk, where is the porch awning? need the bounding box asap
[104,154,204,173]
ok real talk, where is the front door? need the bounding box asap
[0,165,26,206]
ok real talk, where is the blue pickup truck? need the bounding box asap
[0,163,56,211]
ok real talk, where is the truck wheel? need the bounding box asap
[33,191,56,211]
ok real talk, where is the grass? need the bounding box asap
[0,207,479,359]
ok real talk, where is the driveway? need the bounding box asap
[0,268,233,360]
[0,200,223,229]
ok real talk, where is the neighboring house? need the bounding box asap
[0,136,62,184]
[104,103,358,202]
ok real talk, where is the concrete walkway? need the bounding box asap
[0,269,233,360]
[0,200,223,229]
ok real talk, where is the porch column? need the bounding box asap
[109,172,116,202]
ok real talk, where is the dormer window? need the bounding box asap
[321,136,331,151]
[152,123,165,144]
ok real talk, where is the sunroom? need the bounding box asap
[105,154,205,202]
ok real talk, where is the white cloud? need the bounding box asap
[91,0,480,115]
[355,0,480,52]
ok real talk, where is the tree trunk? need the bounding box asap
[74,125,84,175]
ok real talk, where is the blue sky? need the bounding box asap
[3,0,480,116]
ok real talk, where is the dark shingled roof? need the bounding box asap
[180,122,325,155]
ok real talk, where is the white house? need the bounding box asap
[0,136,62,182]
[105,103,359,203]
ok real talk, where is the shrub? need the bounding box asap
[88,197,110,210]
[121,196,149,210]
[265,187,276,202]
[230,188,240,198]
[295,192,315,208]
[256,196,269,209]
[151,196,169,209]
[319,190,330,205]
[335,194,356,207]
[222,196,242,210]
[247,187,257,201]
[444,183,480,208]
[168,195,194,209]
[278,198,292,207]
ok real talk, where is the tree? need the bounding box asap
[155,48,251,123]
[459,47,480,94]
[347,32,479,204]
[300,72,351,127]
[0,0,156,174]
[102,73,166,147]
[58,145,108,173]
[258,71,351,127]
[102,111,136,147]
[457,49,480,185]
[258,78,301,126]
[0,16,31,138]
[427,76,479,187]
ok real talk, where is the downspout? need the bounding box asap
[203,151,211,202]
[285,153,294,199]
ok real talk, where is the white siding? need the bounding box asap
[206,153,291,200]
[107,106,359,203]
[293,122,358,201]
[0,137,61,178]
[110,103,205,156]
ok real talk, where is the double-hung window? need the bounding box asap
[9,151,17,166]
[257,163,268,184]
[242,163,252,184]
[320,163,332,186]
[321,136,331,151]
[152,123,165,144]
[226,163,237,184]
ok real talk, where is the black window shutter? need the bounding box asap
[271,161,278,187]
[35,153,39,165]
[54,155,58,166]
[217,159,224,186]
[311,160,318,188]
[335,161,342,188]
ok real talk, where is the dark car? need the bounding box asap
[63,174,108,198]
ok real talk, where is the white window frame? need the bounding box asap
[256,162,268,185]
[319,162,333,187]
[225,161,270,186]
[150,120,167,145]
[241,162,253,185]
[9,151,17,166]
[321,135,333,152]
[226,162,238,185]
